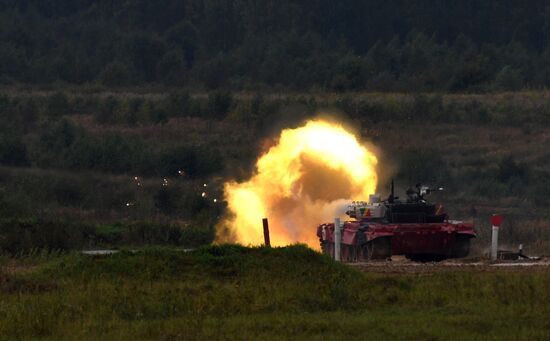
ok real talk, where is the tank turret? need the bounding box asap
[347,181,447,224]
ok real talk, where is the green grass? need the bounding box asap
[0,245,548,340]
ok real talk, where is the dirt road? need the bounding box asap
[350,258,550,274]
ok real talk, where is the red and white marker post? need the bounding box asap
[490,214,503,261]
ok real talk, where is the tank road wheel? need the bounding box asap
[320,240,328,255]
[451,235,471,258]
[365,237,392,260]
[321,241,334,258]
[345,245,357,262]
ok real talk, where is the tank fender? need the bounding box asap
[342,226,358,245]
[316,224,334,242]
[456,231,476,238]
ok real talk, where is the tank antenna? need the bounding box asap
[388,179,395,203]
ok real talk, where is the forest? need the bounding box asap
[2,0,550,91]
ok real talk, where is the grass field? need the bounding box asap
[1,245,548,340]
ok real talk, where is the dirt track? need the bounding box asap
[350,257,550,274]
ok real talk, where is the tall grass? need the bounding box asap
[0,245,548,339]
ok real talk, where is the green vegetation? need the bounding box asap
[0,220,213,255]
[0,245,548,339]
[0,90,550,254]
[2,1,550,91]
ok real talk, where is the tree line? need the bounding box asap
[2,0,550,91]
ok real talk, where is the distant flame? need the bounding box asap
[216,119,378,248]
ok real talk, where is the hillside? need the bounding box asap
[0,90,549,255]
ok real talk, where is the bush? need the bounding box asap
[52,178,84,206]
[125,97,145,124]
[207,91,233,118]
[494,65,523,91]
[156,50,186,86]
[94,134,143,173]
[14,97,39,127]
[158,145,223,177]
[497,156,529,183]
[533,177,550,206]
[331,55,366,91]
[33,119,81,168]
[0,220,91,254]
[154,187,180,214]
[99,61,134,86]
[150,104,168,124]
[398,148,449,184]
[95,96,119,124]
[228,94,264,122]
[44,91,70,117]
[0,134,29,167]
[0,220,216,254]
[135,100,154,124]
[164,91,190,117]
[410,94,444,122]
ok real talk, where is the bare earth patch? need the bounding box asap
[350,257,550,274]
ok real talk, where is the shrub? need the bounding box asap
[44,91,70,117]
[14,97,38,126]
[136,100,154,124]
[410,94,444,122]
[95,96,119,124]
[150,104,168,124]
[52,178,84,206]
[228,94,263,122]
[207,91,233,119]
[0,220,90,254]
[165,91,190,117]
[0,134,29,167]
[494,65,523,91]
[158,145,223,177]
[94,134,142,173]
[99,61,134,86]
[33,119,81,168]
[497,156,529,183]
[0,220,215,254]
[156,50,186,86]
[331,55,366,91]
[153,187,180,214]
[113,97,144,125]
[397,148,449,184]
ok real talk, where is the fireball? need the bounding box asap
[216,119,378,248]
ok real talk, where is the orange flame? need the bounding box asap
[216,119,378,248]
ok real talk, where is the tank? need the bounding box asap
[316,181,476,262]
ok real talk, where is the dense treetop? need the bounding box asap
[2,0,550,91]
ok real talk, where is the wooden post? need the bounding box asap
[262,218,271,247]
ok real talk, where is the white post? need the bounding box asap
[334,218,341,262]
[518,244,523,255]
[491,225,499,261]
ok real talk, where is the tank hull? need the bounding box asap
[317,221,476,262]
